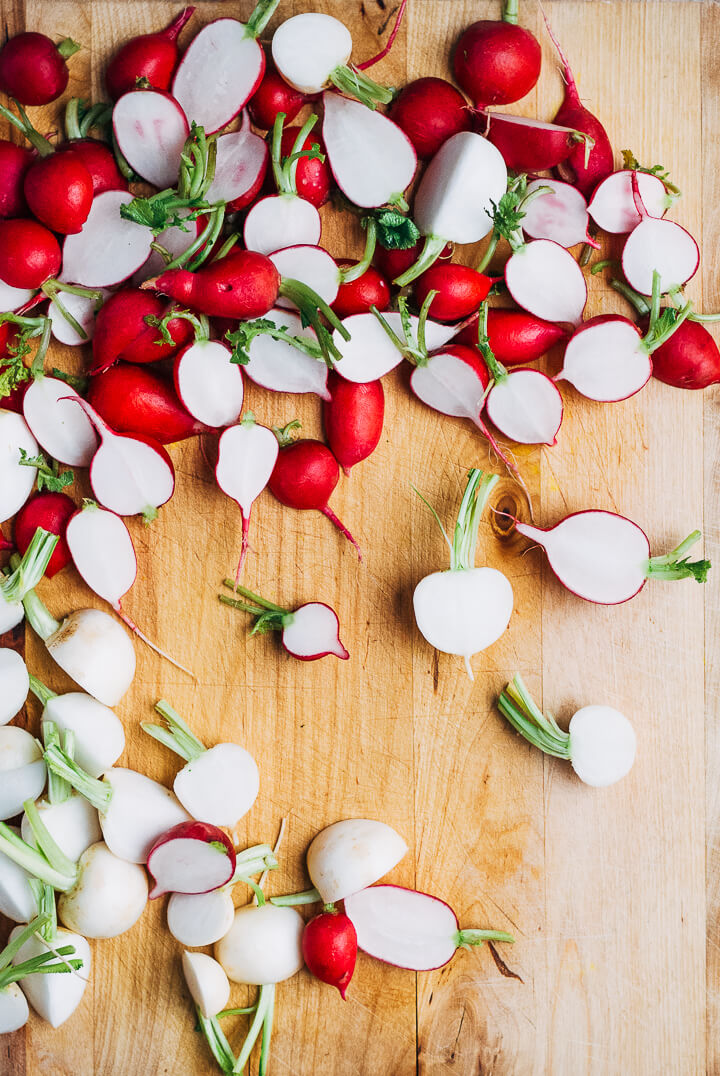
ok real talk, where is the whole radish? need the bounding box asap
[414,263,495,322]
[28,674,126,779]
[0,726,47,820]
[106,7,195,99]
[306,818,407,904]
[91,289,193,373]
[453,1,541,108]
[144,249,281,320]
[332,263,390,320]
[0,219,61,290]
[248,61,308,130]
[455,308,569,365]
[648,316,720,391]
[59,100,129,194]
[390,77,471,159]
[280,124,331,208]
[58,842,148,939]
[0,33,80,105]
[0,141,32,217]
[220,581,349,662]
[23,150,94,235]
[14,491,75,578]
[322,374,384,474]
[303,909,357,998]
[87,363,206,445]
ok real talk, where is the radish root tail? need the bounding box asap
[321,506,363,561]
[234,514,251,591]
[357,0,408,70]
[474,417,534,521]
[115,605,196,678]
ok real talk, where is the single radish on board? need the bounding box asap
[22,377,97,466]
[512,511,710,604]
[28,675,125,779]
[147,821,236,899]
[9,900,90,1029]
[14,490,75,579]
[58,842,148,939]
[520,179,597,249]
[228,309,329,400]
[306,819,407,904]
[414,262,496,323]
[105,7,195,99]
[587,154,679,234]
[496,674,637,787]
[0,726,46,821]
[482,112,594,173]
[0,140,32,217]
[91,289,194,373]
[112,91,190,189]
[0,219,62,290]
[0,33,80,105]
[171,313,244,429]
[453,0,541,108]
[413,469,514,678]
[0,916,84,1034]
[344,885,514,971]
[455,307,570,365]
[0,649,29,727]
[61,191,153,288]
[87,363,207,445]
[220,581,349,662]
[172,1,282,135]
[248,60,308,130]
[322,374,384,474]
[0,526,58,634]
[389,77,471,159]
[621,173,699,296]
[182,952,230,1021]
[302,909,357,998]
[0,410,40,523]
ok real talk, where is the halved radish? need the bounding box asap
[112,91,189,189]
[556,315,651,402]
[242,308,329,399]
[22,378,97,466]
[521,179,595,249]
[0,277,35,312]
[306,819,407,904]
[482,111,589,172]
[622,217,699,297]
[168,888,235,947]
[205,128,268,211]
[485,368,563,445]
[61,191,152,288]
[244,194,321,257]
[333,312,456,383]
[1,410,38,523]
[174,338,244,428]
[48,289,105,346]
[271,246,340,309]
[220,583,349,661]
[588,168,674,234]
[182,951,230,1020]
[505,239,587,326]
[147,821,236,899]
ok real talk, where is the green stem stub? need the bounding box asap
[451,469,499,572]
[496,675,571,759]
[1,527,57,604]
[18,449,74,493]
[43,745,112,812]
[142,700,207,763]
[455,928,515,947]
[475,301,507,385]
[21,584,62,642]
[196,1009,236,1074]
[276,278,349,368]
[646,530,711,583]
[269,887,321,907]
[328,64,393,110]
[0,916,83,990]
[233,983,276,1075]
[0,821,76,892]
[393,234,448,287]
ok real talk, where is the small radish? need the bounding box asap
[58,110,129,194]
[220,581,349,662]
[0,810,76,894]
[453,1,541,107]
[414,263,495,323]
[413,469,513,678]
[520,178,596,249]
[0,649,29,727]
[205,127,269,212]
[112,91,190,189]
[58,842,148,939]
[0,726,46,821]
[23,151,94,237]
[0,33,80,105]
[344,885,514,971]
[172,2,282,135]
[0,823,37,923]
[0,409,39,522]
[147,821,236,899]
[306,818,407,904]
[106,7,195,99]
[621,174,699,296]
[61,191,152,288]
[0,219,62,290]
[497,674,636,787]
[0,916,83,1034]
[22,377,97,466]
[272,13,393,107]
[0,140,32,217]
[87,364,206,445]
[230,309,329,400]
[248,60,308,130]
[332,264,390,320]
[455,307,569,365]
[28,675,125,779]
[91,289,193,373]
[302,909,357,998]
[322,374,384,474]
[182,952,230,1020]
[394,132,507,286]
[9,910,90,1030]
[143,249,280,319]
[333,311,456,383]
[512,511,710,604]
[482,112,593,173]
[172,315,244,429]
[0,525,59,634]
[271,245,341,309]
[389,77,471,159]
[279,123,331,208]
[15,491,75,579]
[587,155,678,235]
[215,414,279,583]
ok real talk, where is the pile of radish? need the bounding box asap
[0,0,715,1069]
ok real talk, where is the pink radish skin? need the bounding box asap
[646,317,720,390]
[15,491,74,578]
[147,821,236,900]
[271,246,340,309]
[588,169,672,235]
[455,309,570,364]
[0,141,32,218]
[87,363,207,445]
[215,418,279,584]
[112,91,190,189]
[174,339,244,429]
[389,77,471,159]
[521,179,596,249]
[333,312,457,384]
[243,308,330,400]
[22,378,98,466]
[61,191,152,288]
[0,219,62,290]
[244,195,321,257]
[282,602,348,661]
[106,7,195,99]
[482,112,585,172]
[205,129,269,212]
[485,368,564,446]
[322,374,384,473]
[302,910,357,998]
[622,175,699,296]
[556,315,652,402]
[504,239,587,326]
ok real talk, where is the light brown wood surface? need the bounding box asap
[0,1,716,1073]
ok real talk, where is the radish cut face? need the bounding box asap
[62,191,152,288]
[516,512,651,604]
[206,130,268,206]
[522,179,592,248]
[42,692,125,778]
[413,131,507,243]
[306,818,408,904]
[168,888,235,947]
[245,308,329,399]
[99,768,191,864]
[172,20,265,135]
[557,316,651,402]
[0,649,29,728]
[0,410,38,523]
[282,602,349,660]
[182,951,230,1020]
[272,14,351,93]
[588,170,671,234]
[49,290,104,346]
[10,926,90,1028]
[175,340,244,428]
[345,886,458,970]
[46,608,136,706]
[568,705,637,786]
[333,313,456,383]
[244,194,321,256]
[147,821,235,899]
[322,92,417,209]
[173,743,260,828]
[216,421,279,515]
[410,350,487,422]
[113,91,190,189]
[505,240,587,326]
[622,217,699,295]
[271,246,340,308]
[66,504,136,606]
[485,370,564,445]
[22,379,97,466]
[0,277,34,312]
[413,567,513,657]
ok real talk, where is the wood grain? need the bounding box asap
[0,2,715,1074]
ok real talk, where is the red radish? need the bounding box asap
[0,33,80,106]
[147,822,235,901]
[22,377,98,465]
[0,220,61,290]
[143,249,280,319]
[389,77,471,159]
[482,112,592,172]
[269,427,361,558]
[112,91,190,189]
[172,2,282,135]
[23,152,94,236]
[345,885,513,971]
[105,7,195,100]
[332,263,390,319]
[333,311,456,383]
[215,415,279,584]
[248,61,308,130]
[322,374,384,473]
[302,910,357,998]
[205,128,269,213]
[513,511,710,604]
[87,363,205,444]
[520,178,596,249]
[0,141,32,217]
[650,317,720,390]
[622,174,699,296]
[453,2,540,107]
[414,263,495,323]
[271,246,340,309]
[58,138,128,196]
[279,124,331,209]
[61,190,152,288]
[173,320,244,429]
[68,398,175,522]
[91,289,193,373]
[231,309,330,400]
[455,308,569,365]
[14,492,74,578]
[220,582,349,661]
[588,167,675,235]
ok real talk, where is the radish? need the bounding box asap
[394,132,507,286]
[332,263,390,320]
[143,249,280,319]
[0,140,32,217]
[413,469,513,678]
[248,60,308,130]
[58,842,148,939]
[182,952,230,1020]
[9,915,90,1029]
[482,112,593,173]
[48,289,104,347]
[272,13,393,106]
[389,77,471,159]
[414,263,495,323]
[621,174,699,296]
[306,818,407,904]
[215,414,279,584]
[113,91,190,189]
[0,649,29,727]
[455,307,569,365]
[344,885,514,971]
[0,33,80,105]
[205,128,269,212]
[453,1,541,107]
[220,582,349,662]
[0,410,39,522]
[333,311,456,383]
[322,374,384,474]
[171,315,244,429]
[61,191,153,288]
[59,100,129,194]
[27,676,125,779]
[322,91,416,209]
[0,806,77,895]
[513,511,710,604]
[146,821,235,899]
[271,245,341,309]
[0,916,83,1034]
[87,364,206,445]
[232,309,329,400]
[22,150,94,236]
[0,275,35,312]
[15,491,75,579]
[0,219,62,290]
[588,157,678,235]
[106,7,195,99]
[497,674,637,787]
[520,179,596,249]
[0,526,59,634]
[91,289,194,373]
[302,909,357,998]
[0,824,37,923]
[22,377,97,466]
[0,727,46,820]
[172,2,281,135]
[279,124,331,209]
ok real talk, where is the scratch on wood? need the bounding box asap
[450,1004,467,1059]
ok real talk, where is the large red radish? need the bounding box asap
[220,583,349,662]
[61,191,152,288]
[621,174,698,296]
[302,910,357,998]
[112,91,190,189]
[588,166,676,235]
[14,492,74,578]
[0,220,62,290]
[232,308,329,400]
[414,263,495,322]
[332,263,390,319]
[143,249,280,319]
[0,33,79,105]
[57,126,129,195]
[322,374,384,473]
[87,364,206,444]
[1,410,39,523]
[647,315,720,390]
[22,378,97,466]
[455,308,569,365]
[205,128,269,212]
[482,112,591,172]
[105,7,195,99]
[389,77,471,159]
[23,152,94,236]
[174,332,244,429]
[333,311,456,383]
[520,179,596,249]
[0,141,32,218]
[248,60,308,130]
[147,822,235,899]
[452,1,541,108]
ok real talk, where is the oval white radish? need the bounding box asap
[0,981,29,1033]
[147,821,236,899]
[0,649,29,727]
[22,378,97,466]
[112,90,190,189]
[0,727,46,821]
[244,308,329,399]
[174,339,244,428]
[182,951,230,1019]
[206,129,269,207]
[0,410,38,523]
[10,925,90,1028]
[271,246,340,309]
[167,888,235,947]
[244,194,321,257]
[215,903,304,985]
[306,818,408,904]
[521,179,594,248]
[58,842,148,938]
[588,169,672,234]
[21,794,101,863]
[28,678,125,779]
[61,191,152,288]
[504,239,587,326]
[333,312,456,383]
[0,825,38,923]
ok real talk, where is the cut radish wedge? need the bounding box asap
[333,313,456,383]
[0,277,35,312]
[485,368,563,445]
[147,821,236,899]
[282,602,348,660]
[1,410,39,523]
[61,191,152,288]
[244,194,321,256]
[556,315,652,401]
[182,952,230,1021]
[271,246,340,308]
[322,91,416,209]
[22,379,98,465]
[244,308,329,399]
[113,91,190,189]
[206,129,269,210]
[483,112,583,171]
[588,169,672,234]
[49,289,106,346]
[414,131,507,245]
[521,179,594,248]
[505,240,587,326]
[409,346,488,424]
[174,340,244,428]
[621,217,699,296]
[215,417,278,583]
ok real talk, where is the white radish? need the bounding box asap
[242,309,329,399]
[306,818,408,904]
[0,276,35,313]
[345,885,514,971]
[0,650,29,727]
[497,674,637,787]
[588,169,674,235]
[220,582,350,662]
[182,951,230,1019]
[0,409,38,523]
[244,194,321,257]
[174,338,244,429]
[0,726,46,821]
[61,191,152,288]
[272,246,340,309]
[521,179,595,248]
[147,821,235,899]
[206,129,268,207]
[10,924,90,1028]
[0,826,37,923]
[0,981,29,1033]
[333,312,456,383]
[21,795,100,864]
[22,377,97,466]
[504,238,587,326]
[58,842,148,938]
[0,916,85,1033]
[1,528,59,635]
[216,902,304,985]
[28,676,125,779]
[112,91,189,189]
[514,511,710,604]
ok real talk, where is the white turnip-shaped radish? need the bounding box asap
[513,511,710,605]
[622,172,698,296]
[0,526,58,634]
[306,818,408,904]
[588,155,679,235]
[220,581,349,662]
[58,842,148,939]
[146,821,236,900]
[0,649,29,727]
[496,674,637,787]
[0,825,37,924]
[230,309,329,399]
[173,315,244,430]
[182,951,230,1020]
[0,915,84,1033]
[521,179,597,249]
[22,377,97,465]
[344,885,514,971]
[413,469,513,678]
[394,132,507,286]
[28,676,125,779]
[112,91,189,189]
[0,410,39,523]
[0,727,46,821]
[61,191,152,288]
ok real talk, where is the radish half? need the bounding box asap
[588,168,674,235]
[61,191,152,288]
[244,194,321,257]
[174,338,244,429]
[333,312,456,383]
[220,582,349,661]
[271,246,340,309]
[9,924,90,1028]
[112,91,189,189]
[206,129,269,209]
[556,315,651,402]
[505,239,587,326]
[521,179,595,249]
[147,821,236,899]
[306,818,408,904]
[0,409,39,523]
[621,171,699,295]
[0,649,29,727]
[0,726,46,821]
[182,951,230,1020]
[22,377,97,465]
[242,308,329,400]
[0,824,37,923]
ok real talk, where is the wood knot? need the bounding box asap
[490,492,521,540]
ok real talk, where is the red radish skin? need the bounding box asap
[322,374,385,474]
[87,364,208,445]
[641,316,720,390]
[302,910,357,999]
[0,142,32,218]
[23,153,94,235]
[481,112,583,173]
[91,290,194,374]
[248,62,308,130]
[269,439,361,558]
[146,820,235,900]
[332,264,391,319]
[415,264,495,323]
[389,77,471,159]
[373,240,452,284]
[143,251,280,320]
[453,16,541,108]
[0,33,77,105]
[456,309,569,366]
[14,491,75,578]
[280,126,331,208]
[0,219,62,289]
[105,7,195,100]
[58,139,129,195]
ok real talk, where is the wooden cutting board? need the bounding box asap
[1,1,718,1073]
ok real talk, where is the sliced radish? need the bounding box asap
[622,217,699,296]
[556,315,652,402]
[22,378,97,466]
[0,410,38,523]
[0,726,46,821]
[175,339,244,428]
[272,13,351,94]
[485,368,563,445]
[206,129,268,209]
[168,888,235,947]
[282,602,348,660]
[136,212,200,282]
[307,818,407,904]
[243,194,321,257]
[410,346,488,425]
[94,768,191,865]
[244,308,329,399]
[483,112,584,171]
[414,131,507,245]
[147,821,236,899]
[521,179,594,248]
[333,313,456,383]
[61,191,152,288]
[588,169,672,234]
[215,417,279,583]
[505,239,587,326]
[182,951,230,1020]
[271,246,340,308]
[0,277,35,312]
[322,91,416,209]
[49,289,106,346]
[113,91,190,189]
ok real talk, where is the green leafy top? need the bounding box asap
[621,150,681,199]
[363,208,420,251]
[226,318,323,367]
[18,450,74,494]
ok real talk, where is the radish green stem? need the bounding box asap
[0,823,76,891]
[141,699,206,762]
[146,308,210,345]
[246,0,282,38]
[21,584,61,641]
[0,916,48,974]
[32,881,57,943]
[456,929,515,947]
[609,278,651,316]
[43,721,71,805]
[217,1006,257,1018]
[41,281,103,339]
[239,876,266,905]
[646,530,711,582]
[23,797,78,882]
[410,485,453,554]
[226,319,323,367]
[213,235,239,261]
[43,745,112,811]
[394,234,447,287]
[258,985,275,1076]
[220,581,287,612]
[497,674,571,758]
[503,0,519,24]
[0,916,83,989]
[270,888,321,906]
[328,65,393,110]
[29,675,57,708]
[1,527,58,603]
[277,278,349,368]
[196,1008,236,1075]
[185,206,226,272]
[450,469,499,571]
[476,233,499,274]
[475,301,507,384]
[233,984,275,1075]
[341,219,377,283]
[370,292,435,367]
[0,99,54,156]
[57,38,81,60]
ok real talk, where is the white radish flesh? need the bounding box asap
[505,240,587,326]
[0,982,29,1033]
[22,378,98,466]
[245,308,329,399]
[0,410,38,523]
[49,290,104,346]
[556,317,652,402]
[10,926,90,1028]
[136,213,199,282]
[333,313,456,383]
[0,277,34,312]
[345,886,459,970]
[113,91,189,189]
[272,14,351,93]
[569,706,637,786]
[58,842,148,938]
[183,951,230,1019]
[147,825,234,899]
[282,602,348,660]
[0,727,46,821]
[414,568,513,658]
[485,369,564,445]
[0,825,37,923]
[306,818,408,904]
[410,351,486,424]
[66,505,136,607]
[243,195,321,257]
[98,768,191,864]
[271,246,340,308]
[175,340,244,428]
[215,419,279,582]
[61,191,152,288]
[322,91,416,209]
[588,170,671,234]
[0,650,29,727]
[622,217,699,296]
[206,130,268,206]
[44,608,136,707]
[167,888,235,947]
[37,691,125,779]
[173,744,259,830]
[215,903,304,985]
[413,131,507,244]
[21,795,101,863]
[521,179,593,248]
